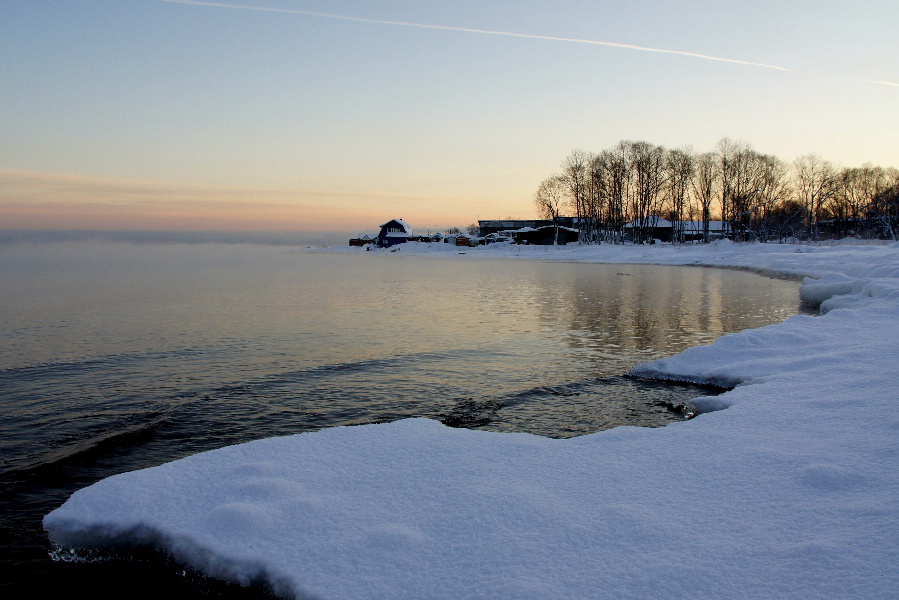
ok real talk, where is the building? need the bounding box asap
[377,219,413,247]
[348,233,376,247]
[479,220,549,237]
[511,226,580,245]
[479,219,581,237]
[478,217,582,243]
[623,217,725,242]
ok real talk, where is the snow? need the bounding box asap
[44,240,899,600]
[379,218,413,233]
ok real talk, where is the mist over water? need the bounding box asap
[0,241,801,598]
[0,229,355,248]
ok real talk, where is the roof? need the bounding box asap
[682,221,725,232]
[624,217,725,232]
[624,216,673,228]
[536,226,579,233]
[379,219,412,233]
[478,220,539,227]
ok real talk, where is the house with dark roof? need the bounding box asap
[377,219,413,247]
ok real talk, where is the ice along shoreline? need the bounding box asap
[45,240,899,600]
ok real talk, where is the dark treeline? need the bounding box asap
[535,138,899,244]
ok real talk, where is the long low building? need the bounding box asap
[478,218,580,238]
[623,217,725,242]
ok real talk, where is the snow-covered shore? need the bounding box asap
[45,241,899,599]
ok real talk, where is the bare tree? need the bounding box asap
[561,149,593,242]
[717,138,766,242]
[539,139,899,245]
[692,152,718,242]
[664,146,695,244]
[533,174,567,244]
[766,199,806,242]
[751,154,790,242]
[716,138,739,238]
[627,141,666,243]
[793,154,839,241]
[871,168,899,240]
[831,164,896,239]
[589,144,631,243]
[583,160,604,243]
[834,167,872,237]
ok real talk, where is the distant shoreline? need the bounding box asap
[0,229,355,247]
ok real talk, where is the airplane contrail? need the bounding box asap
[160,0,792,72]
[865,80,899,88]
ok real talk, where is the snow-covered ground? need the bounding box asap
[45,240,899,600]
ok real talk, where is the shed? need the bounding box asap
[349,233,376,247]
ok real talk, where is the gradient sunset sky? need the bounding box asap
[2,0,896,233]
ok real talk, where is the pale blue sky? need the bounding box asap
[1,0,896,231]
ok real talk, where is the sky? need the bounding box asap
[1,0,897,234]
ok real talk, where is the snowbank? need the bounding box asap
[45,241,899,599]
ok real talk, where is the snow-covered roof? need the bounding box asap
[624,217,725,232]
[624,216,673,228]
[479,220,537,227]
[379,219,412,233]
[534,225,579,233]
[680,220,725,232]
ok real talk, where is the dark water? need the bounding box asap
[0,241,801,599]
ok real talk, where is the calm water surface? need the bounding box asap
[0,241,801,599]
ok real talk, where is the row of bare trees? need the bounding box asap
[534,139,899,244]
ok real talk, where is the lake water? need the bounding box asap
[0,241,802,599]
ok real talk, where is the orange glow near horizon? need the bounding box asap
[0,200,361,231]
[0,169,509,232]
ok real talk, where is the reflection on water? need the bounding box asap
[0,245,803,473]
[529,262,795,362]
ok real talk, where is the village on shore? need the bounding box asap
[350,216,729,249]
